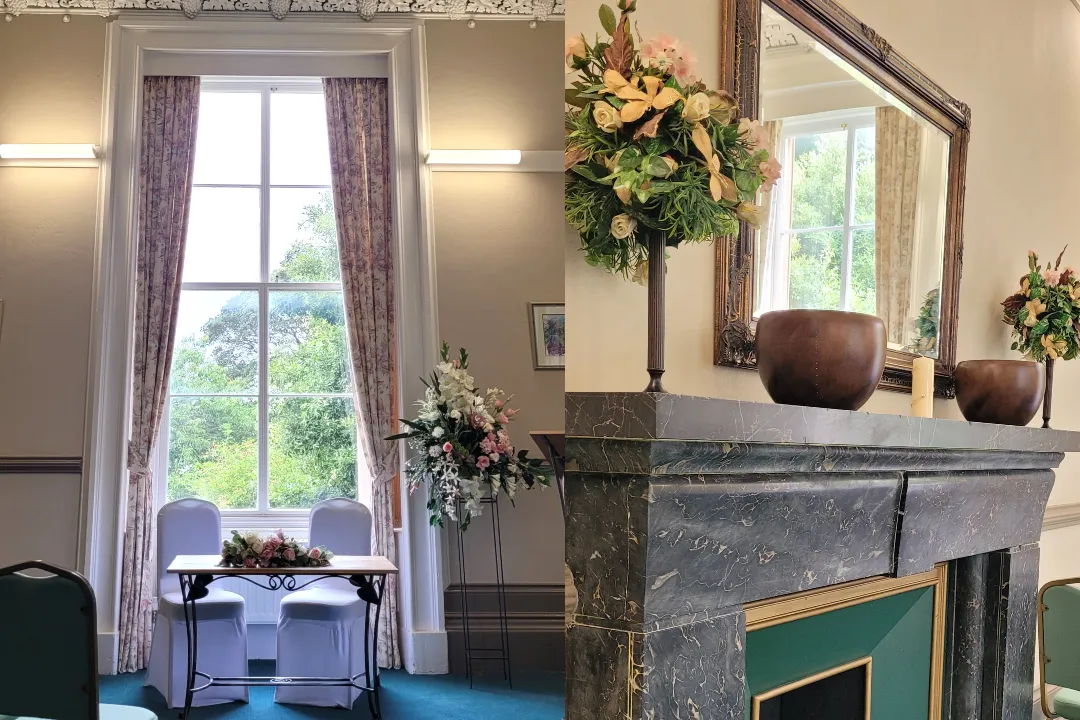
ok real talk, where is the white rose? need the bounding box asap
[250,539,264,554]
[682,92,711,123]
[610,213,638,240]
[593,101,623,133]
[450,410,462,420]
[432,427,445,438]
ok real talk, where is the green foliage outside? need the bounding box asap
[167,191,359,510]
[787,128,876,314]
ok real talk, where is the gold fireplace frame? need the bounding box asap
[745,564,948,720]
[751,656,872,720]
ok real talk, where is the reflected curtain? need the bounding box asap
[875,106,922,345]
[755,119,783,313]
[323,77,402,669]
[118,76,200,673]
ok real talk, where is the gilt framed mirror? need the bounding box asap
[715,0,970,396]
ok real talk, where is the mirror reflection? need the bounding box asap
[753,4,950,358]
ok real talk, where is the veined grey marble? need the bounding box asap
[897,472,1054,575]
[566,392,1080,453]
[565,392,1080,720]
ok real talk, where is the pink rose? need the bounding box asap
[477,456,491,470]
[505,408,518,418]
[489,453,500,463]
[565,34,587,68]
[260,548,274,563]
[443,442,453,453]
[283,547,296,561]
[1044,269,1061,285]
[495,399,504,409]
[1028,250,1037,258]
[309,547,321,560]
[759,156,782,191]
[243,557,256,568]
[497,413,509,424]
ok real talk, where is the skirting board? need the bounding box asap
[444,583,563,675]
[1043,503,1080,532]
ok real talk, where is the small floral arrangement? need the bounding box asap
[564,0,780,278]
[220,529,333,569]
[388,343,549,529]
[1001,247,1080,361]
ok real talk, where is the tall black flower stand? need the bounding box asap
[455,493,512,688]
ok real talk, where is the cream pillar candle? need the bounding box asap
[911,356,935,418]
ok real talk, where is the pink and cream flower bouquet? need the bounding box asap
[565,0,780,277]
[389,343,549,529]
[220,529,334,569]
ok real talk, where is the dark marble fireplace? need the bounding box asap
[563,392,1080,720]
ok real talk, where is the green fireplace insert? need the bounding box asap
[745,567,946,720]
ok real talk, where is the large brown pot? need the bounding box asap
[756,310,886,411]
[954,360,1045,426]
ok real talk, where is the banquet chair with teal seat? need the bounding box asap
[0,560,157,720]
[1040,578,1080,719]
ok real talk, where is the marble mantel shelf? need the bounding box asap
[563,391,1080,720]
[566,391,1080,453]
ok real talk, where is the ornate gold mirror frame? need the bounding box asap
[715,0,971,396]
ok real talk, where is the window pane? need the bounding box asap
[854,126,876,225]
[270,92,332,186]
[171,291,259,394]
[790,130,847,229]
[269,397,357,509]
[269,291,351,394]
[193,92,261,185]
[167,397,257,510]
[183,187,261,282]
[850,228,877,315]
[789,230,843,310]
[269,188,341,282]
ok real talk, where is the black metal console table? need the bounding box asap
[167,554,398,720]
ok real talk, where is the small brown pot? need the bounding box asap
[955,360,1045,426]
[756,309,886,411]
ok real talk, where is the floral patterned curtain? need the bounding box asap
[117,76,200,673]
[323,77,402,669]
[875,106,922,345]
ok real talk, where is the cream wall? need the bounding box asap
[426,20,566,586]
[0,15,106,569]
[565,0,1080,591]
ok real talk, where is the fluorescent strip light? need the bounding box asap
[426,149,522,166]
[0,144,100,160]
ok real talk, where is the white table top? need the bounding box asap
[166,554,398,576]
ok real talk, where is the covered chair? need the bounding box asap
[146,499,248,708]
[1039,578,1080,719]
[0,560,157,720]
[275,497,373,708]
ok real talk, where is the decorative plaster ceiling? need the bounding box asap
[761,5,811,52]
[4,0,562,19]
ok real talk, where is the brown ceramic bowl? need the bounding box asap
[756,309,886,411]
[954,360,1045,426]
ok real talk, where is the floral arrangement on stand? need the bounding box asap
[1001,247,1080,362]
[564,0,778,390]
[388,343,549,529]
[220,530,333,569]
[906,288,940,356]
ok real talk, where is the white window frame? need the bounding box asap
[85,18,445,675]
[154,78,366,536]
[768,107,875,312]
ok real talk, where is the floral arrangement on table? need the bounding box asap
[388,343,550,529]
[219,529,333,569]
[564,0,780,278]
[1001,247,1080,362]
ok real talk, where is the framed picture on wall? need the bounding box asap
[529,302,565,370]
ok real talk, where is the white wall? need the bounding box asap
[565,0,1080,595]
[0,15,105,572]
[425,19,565,586]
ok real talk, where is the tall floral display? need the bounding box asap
[389,344,549,528]
[1001,247,1080,427]
[564,0,779,391]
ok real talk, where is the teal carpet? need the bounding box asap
[100,662,563,720]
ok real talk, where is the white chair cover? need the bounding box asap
[145,499,249,708]
[275,498,373,708]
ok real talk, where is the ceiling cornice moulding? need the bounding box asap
[4,0,563,20]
